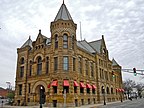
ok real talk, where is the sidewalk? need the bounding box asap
[2,100,129,108]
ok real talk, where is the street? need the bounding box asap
[97,98,144,108]
[0,99,8,107]
[1,98,144,108]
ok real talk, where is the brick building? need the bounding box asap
[14,2,123,107]
[0,87,8,98]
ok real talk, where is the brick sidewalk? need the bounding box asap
[2,100,129,108]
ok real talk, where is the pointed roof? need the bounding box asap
[21,36,33,48]
[89,39,102,53]
[77,40,96,54]
[54,2,73,21]
[112,58,120,66]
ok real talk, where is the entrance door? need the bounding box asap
[53,100,57,107]
[88,98,90,104]
[75,99,78,107]
[81,99,84,105]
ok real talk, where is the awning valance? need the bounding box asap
[86,84,92,89]
[63,80,69,86]
[51,80,58,86]
[92,85,96,89]
[74,81,79,87]
[80,82,85,88]
[47,83,51,88]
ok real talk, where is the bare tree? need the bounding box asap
[123,79,136,98]
[135,82,144,98]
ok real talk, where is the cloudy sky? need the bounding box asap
[0,0,144,88]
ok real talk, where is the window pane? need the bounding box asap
[63,57,68,71]
[37,57,42,75]
[54,57,58,71]
[55,35,58,49]
[63,35,68,41]
[20,66,24,77]
[73,58,75,71]
[63,34,68,48]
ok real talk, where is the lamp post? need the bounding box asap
[40,86,43,108]
[102,86,106,105]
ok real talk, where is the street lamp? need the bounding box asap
[102,86,106,105]
[39,86,45,108]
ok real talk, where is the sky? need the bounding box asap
[0,0,144,89]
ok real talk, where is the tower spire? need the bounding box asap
[63,0,64,4]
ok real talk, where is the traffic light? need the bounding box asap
[133,68,137,76]
[112,71,115,78]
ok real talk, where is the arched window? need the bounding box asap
[63,56,68,71]
[46,57,49,74]
[91,62,94,77]
[55,34,58,49]
[85,60,88,75]
[63,34,68,48]
[20,57,24,78]
[71,35,74,49]
[107,87,110,94]
[29,61,32,76]
[37,56,42,75]
[78,57,82,73]
[20,66,24,77]
[111,88,113,94]
[101,86,105,94]
[20,57,24,64]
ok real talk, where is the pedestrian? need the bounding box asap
[1,100,3,107]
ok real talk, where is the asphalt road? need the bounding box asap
[1,98,144,108]
[97,98,144,108]
[0,99,8,107]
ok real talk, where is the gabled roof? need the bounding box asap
[112,58,120,66]
[54,2,73,21]
[21,36,33,48]
[77,40,96,54]
[89,39,102,53]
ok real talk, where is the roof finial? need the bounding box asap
[63,0,64,4]
[29,35,31,39]
[39,29,41,34]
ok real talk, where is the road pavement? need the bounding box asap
[96,98,144,108]
[1,98,144,108]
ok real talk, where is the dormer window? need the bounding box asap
[103,48,106,54]
[63,34,68,48]
[55,34,58,49]
[20,57,24,64]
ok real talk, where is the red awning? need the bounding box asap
[86,84,92,89]
[47,83,51,88]
[74,81,79,87]
[63,80,69,86]
[51,80,58,86]
[80,82,86,88]
[92,85,96,89]
[119,89,122,92]
[121,89,124,92]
